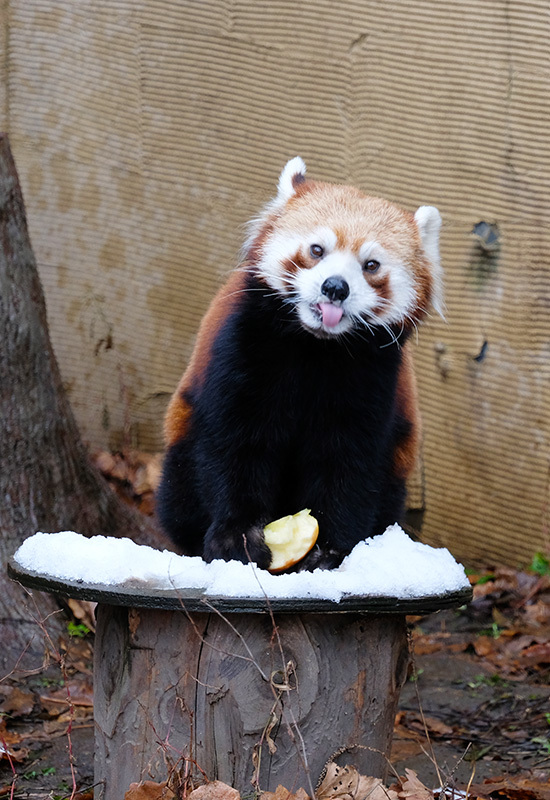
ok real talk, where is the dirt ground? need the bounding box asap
[394,607,550,788]
[1,565,549,800]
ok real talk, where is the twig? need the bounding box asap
[51,782,104,800]
[198,597,269,682]
[21,588,80,800]
[464,759,475,800]
[0,735,18,800]
[174,592,268,680]
[64,675,78,800]
[136,694,209,797]
[317,743,401,790]
[438,743,472,798]
[407,629,444,791]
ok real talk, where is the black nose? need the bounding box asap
[321,276,350,303]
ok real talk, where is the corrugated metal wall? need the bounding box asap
[3,1,550,565]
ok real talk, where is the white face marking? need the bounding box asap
[256,228,418,338]
[294,249,377,335]
[359,241,417,325]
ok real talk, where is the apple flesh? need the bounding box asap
[263,509,319,573]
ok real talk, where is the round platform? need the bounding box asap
[8,558,472,614]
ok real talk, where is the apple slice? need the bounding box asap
[263,509,319,573]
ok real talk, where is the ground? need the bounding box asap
[1,453,549,799]
[1,563,549,800]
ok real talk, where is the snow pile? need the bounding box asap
[15,525,469,601]
[14,525,469,602]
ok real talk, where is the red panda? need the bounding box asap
[157,157,443,570]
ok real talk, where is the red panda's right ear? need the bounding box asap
[241,158,307,259]
[275,157,307,206]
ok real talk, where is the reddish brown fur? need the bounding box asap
[392,343,421,480]
[369,274,391,305]
[164,269,248,445]
[282,251,308,280]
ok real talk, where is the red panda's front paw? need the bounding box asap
[203,522,272,569]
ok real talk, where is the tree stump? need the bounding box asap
[8,562,471,799]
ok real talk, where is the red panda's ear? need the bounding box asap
[276,157,307,206]
[414,205,444,319]
[242,158,307,259]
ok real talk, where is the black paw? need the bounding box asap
[292,545,346,572]
[203,522,272,570]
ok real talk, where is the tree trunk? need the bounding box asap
[94,605,409,798]
[0,134,168,670]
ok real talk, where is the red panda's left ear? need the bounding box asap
[414,205,444,319]
[276,157,307,206]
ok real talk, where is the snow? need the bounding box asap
[13,525,469,602]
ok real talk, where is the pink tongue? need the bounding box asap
[319,302,344,328]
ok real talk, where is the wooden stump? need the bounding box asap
[94,605,408,796]
[8,561,471,799]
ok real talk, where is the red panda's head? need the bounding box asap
[244,157,443,340]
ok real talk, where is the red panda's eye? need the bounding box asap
[363,259,381,273]
[310,244,324,258]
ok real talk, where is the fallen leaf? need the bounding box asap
[355,775,399,800]
[42,719,72,735]
[492,608,513,629]
[108,454,130,482]
[93,450,117,475]
[390,738,424,762]
[501,728,529,740]
[470,775,550,800]
[501,634,539,657]
[422,716,453,737]
[473,581,498,599]
[473,636,500,658]
[518,642,550,666]
[524,601,550,625]
[396,712,453,738]
[138,491,156,516]
[124,780,175,800]
[66,682,94,706]
[317,763,398,800]
[0,723,28,764]
[133,454,163,493]
[188,781,240,800]
[40,682,93,717]
[72,791,94,800]
[412,631,470,656]
[317,762,359,800]
[64,637,94,675]
[392,714,428,762]
[0,686,35,717]
[260,785,310,800]
[398,769,434,800]
[67,598,97,632]
[0,719,25,747]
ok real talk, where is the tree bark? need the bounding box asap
[94,605,409,798]
[0,134,168,670]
